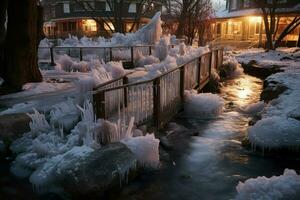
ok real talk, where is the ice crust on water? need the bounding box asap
[184,90,225,118]
[235,169,300,200]
[239,101,266,115]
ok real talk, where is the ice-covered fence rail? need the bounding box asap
[38,45,171,67]
[93,48,224,128]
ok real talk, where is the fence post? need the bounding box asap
[109,47,113,61]
[180,65,186,100]
[198,56,202,88]
[93,90,106,119]
[79,48,83,61]
[123,76,128,107]
[209,53,212,79]
[153,78,161,128]
[130,46,134,67]
[50,47,55,66]
[149,46,152,55]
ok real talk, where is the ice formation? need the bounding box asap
[235,169,300,200]
[154,37,169,61]
[10,100,160,194]
[248,116,300,150]
[184,90,225,118]
[121,134,160,168]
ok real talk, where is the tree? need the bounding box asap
[0,0,43,91]
[254,0,300,50]
[162,0,213,45]
[72,0,160,34]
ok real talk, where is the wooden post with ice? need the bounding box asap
[93,90,106,119]
[153,78,161,128]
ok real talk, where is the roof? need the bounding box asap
[215,3,300,19]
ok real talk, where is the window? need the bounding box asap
[128,3,137,13]
[106,3,111,11]
[216,23,221,34]
[63,3,70,13]
[82,19,97,32]
[63,23,68,32]
[230,0,238,10]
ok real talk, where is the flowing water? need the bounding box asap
[111,74,300,200]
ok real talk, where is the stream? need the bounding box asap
[110,74,300,200]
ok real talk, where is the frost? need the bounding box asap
[184,90,225,118]
[27,109,52,136]
[235,169,300,200]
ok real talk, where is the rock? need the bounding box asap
[241,62,283,79]
[260,80,288,102]
[0,113,31,158]
[59,143,137,198]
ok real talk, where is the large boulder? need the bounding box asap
[58,143,137,198]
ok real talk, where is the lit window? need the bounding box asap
[128,3,137,13]
[82,19,97,32]
[64,3,70,13]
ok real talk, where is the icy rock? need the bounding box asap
[235,169,300,200]
[184,90,225,118]
[48,143,137,196]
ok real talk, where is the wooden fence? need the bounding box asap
[93,48,224,130]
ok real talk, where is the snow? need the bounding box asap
[121,134,160,168]
[235,48,300,151]
[233,48,300,71]
[184,90,225,118]
[222,55,244,77]
[235,169,300,200]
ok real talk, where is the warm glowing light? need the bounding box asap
[248,16,262,23]
[104,22,115,31]
[82,19,97,32]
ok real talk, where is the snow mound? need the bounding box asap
[121,134,160,168]
[184,90,225,118]
[235,169,300,200]
[248,116,300,150]
[221,55,244,77]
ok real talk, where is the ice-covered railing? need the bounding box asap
[38,44,177,68]
[93,48,224,128]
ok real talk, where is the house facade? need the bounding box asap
[212,0,300,47]
[42,0,162,38]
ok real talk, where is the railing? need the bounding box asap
[93,48,224,129]
[38,45,176,68]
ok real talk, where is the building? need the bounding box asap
[42,0,162,38]
[211,0,300,47]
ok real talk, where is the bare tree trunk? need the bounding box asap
[1,0,42,90]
